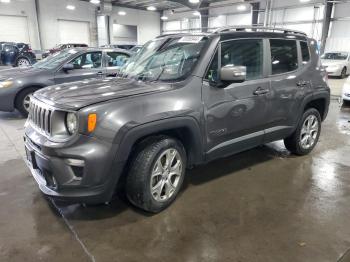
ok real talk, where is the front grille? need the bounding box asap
[28,98,53,136]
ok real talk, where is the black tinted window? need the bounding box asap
[300,41,310,64]
[270,39,298,74]
[221,39,263,80]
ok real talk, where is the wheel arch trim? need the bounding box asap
[114,117,204,166]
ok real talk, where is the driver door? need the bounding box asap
[203,38,270,160]
[54,51,105,84]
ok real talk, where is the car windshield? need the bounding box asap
[32,49,78,70]
[119,36,208,82]
[321,52,348,60]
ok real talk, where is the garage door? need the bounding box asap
[58,20,90,46]
[0,15,29,43]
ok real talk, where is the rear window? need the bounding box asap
[300,41,310,64]
[270,39,298,75]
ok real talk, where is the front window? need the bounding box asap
[321,52,348,60]
[205,39,263,82]
[119,36,209,82]
[33,49,78,70]
[70,52,102,69]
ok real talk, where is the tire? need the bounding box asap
[284,108,321,156]
[15,87,39,117]
[340,67,347,79]
[15,57,31,67]
[126,136,186,213]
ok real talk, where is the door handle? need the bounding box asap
[253,87,269,95]
[296,80,308,87]
[97,72,104,76]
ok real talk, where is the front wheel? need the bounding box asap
[15,87,39,117]
[126,136,186,213]
[284,108,321,155]
[340,67,347,79]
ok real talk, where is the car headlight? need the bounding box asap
[0,80,13,88]
[66,112,78,135]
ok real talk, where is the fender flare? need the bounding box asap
[114,116,204,166]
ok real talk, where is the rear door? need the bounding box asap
[54,51,105,84]
[264,38,311,142]
[203,38,271,160]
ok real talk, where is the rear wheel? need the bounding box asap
[126,136,186,213]
[15,87,39,117]
[284,108,321,155]
[16,57,30,67]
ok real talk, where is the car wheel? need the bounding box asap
[340,67,347,79]
[126,136,186,213]
[284,108,321,156]
[16,57,30,67]
[15,87,39,117]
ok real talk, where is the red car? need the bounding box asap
[42,43,88,59]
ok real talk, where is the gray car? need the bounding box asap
[0,47,131,116]
[24,27,330,213]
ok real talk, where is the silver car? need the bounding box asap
[0,47,131,116]
[321,51,350,78]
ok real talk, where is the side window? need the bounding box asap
[106,52,130,67]
[300,41,310,64]
[70,52,102,69]
[270,39,298,74]
[221,39,263,80]
[206,50,219,82]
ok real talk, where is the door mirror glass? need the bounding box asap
[220,65,246,82]
[62,63,74,71]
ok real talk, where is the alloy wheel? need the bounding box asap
[23,94,31,112]
[299,115,319,149]
[17,58,30,67]
[150,148,183,202]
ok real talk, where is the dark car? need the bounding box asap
[0,42,36,67]
[42,43,89,59]
[0,47,131,115]
[24,27,330,213]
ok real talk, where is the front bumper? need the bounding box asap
[24,125,125,204]
[0,87,17,112]
[325,67,342,76]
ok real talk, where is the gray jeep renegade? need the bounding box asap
[24,27,330,213]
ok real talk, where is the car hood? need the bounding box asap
[34,77,173,110]
[0,67,45,81]
[321,59,347,66]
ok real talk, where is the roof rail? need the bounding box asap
[213,26,307,36]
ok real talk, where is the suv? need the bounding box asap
[24,27,330,213]
[0,42,36,67]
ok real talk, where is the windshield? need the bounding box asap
[321,52,348,60]
[32,49,78,70]
[119,36,208,82]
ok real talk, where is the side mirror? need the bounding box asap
[220,65,246,83]
[62,63,74,72]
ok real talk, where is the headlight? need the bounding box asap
[0,80,13,88]
[66,112,78,135]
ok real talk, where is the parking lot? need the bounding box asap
[0,73,349,261]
